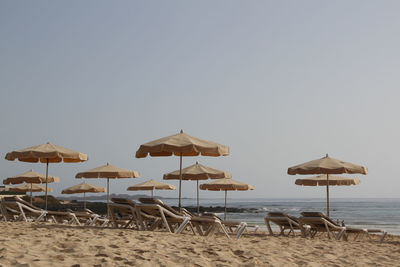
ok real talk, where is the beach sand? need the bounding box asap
[0,222,399,267]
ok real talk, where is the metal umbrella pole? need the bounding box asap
[224,190,227,220]
[83,192,86,209]
[197,180,200,214]
[30,183,33,205]
[107,178,110,217]
[326,174,330,217]
[178,152,183,210]
[45,158,49,210]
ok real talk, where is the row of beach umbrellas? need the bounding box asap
[3,131,368,218]
[3,131,255,219]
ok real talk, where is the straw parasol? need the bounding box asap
[3,170,60,204]
[62,182,106,209]
[163,161,231,213]
[9,183,52,193]
[5,142,88,210]
[75,163,140,207]
[3,170,60,185]
[295,175,361,213]
[288,154,367,216]
[295,175,361,186]
[136,130,230,209]
[127,179,176,198]
[200,178,254,220]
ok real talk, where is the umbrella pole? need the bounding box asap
[107,178,110,218]
[197,180,199,214]
[84,192,86,210]
[179,152,182,211]
[326,174,330,217]
[30,183,33,205]
[45,158,49,210]
[224,190,227,220]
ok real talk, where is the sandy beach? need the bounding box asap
[0,222,399,267]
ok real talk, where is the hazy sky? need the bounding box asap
[1,1,400,201]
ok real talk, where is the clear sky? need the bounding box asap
[1,1,399,200]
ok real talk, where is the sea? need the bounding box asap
[157,198,400,235]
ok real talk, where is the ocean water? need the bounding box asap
[158,198,400,235]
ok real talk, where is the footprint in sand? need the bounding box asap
[134,254,146,260]
[233,250,244,256]
[203,249,219,256]
[95,253,109,258]
[133,249,147,254]
[185,247,198,255]
[61,248,76,253]
[118,232,125,236]
[109,244,119,249]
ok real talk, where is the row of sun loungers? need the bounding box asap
[108,197,247,239]
[265,211,387,242]
[0,196,388,242]
[0,196,109,227]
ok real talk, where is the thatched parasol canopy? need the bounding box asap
[9,184,52,193]
[3,170,60,185]
[136,130,229,209]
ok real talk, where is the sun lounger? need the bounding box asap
[264,212,308,237]
[201,212,249,238]
[1,197,47,223]
[299,212,347,240]
[344,227,387,243]
[1,196,81,225]
[109,198,163,230]
[108,198,142,229]
[135,202,192,234]
[138,198,231,238]
[66,208,109,227]
[300,212,387,242]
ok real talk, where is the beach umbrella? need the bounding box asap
[62,182,106,209]
[75,163,140,207]
[288,154,367,216]
[127,179,176,198]
[5,142,88,210]
[136,130,229,209]
[295,175,361,213]
[295,175,361,186]
[9,183,53,193]
[200,178,254,220]
[163,161,231,213]
[3,170,60,204]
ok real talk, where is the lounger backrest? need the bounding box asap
[137,204,186,221]
[111,198,138,208]
[3,196,43,211]
[202,212,224,221]
[268,212,300,223]
[13,196,43,211]
[268,212,287,217]
[84,208,95,214]
[111,198,130,205]
[301,212,339,226]
[139,198,184,216]
[2,199,43,214]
